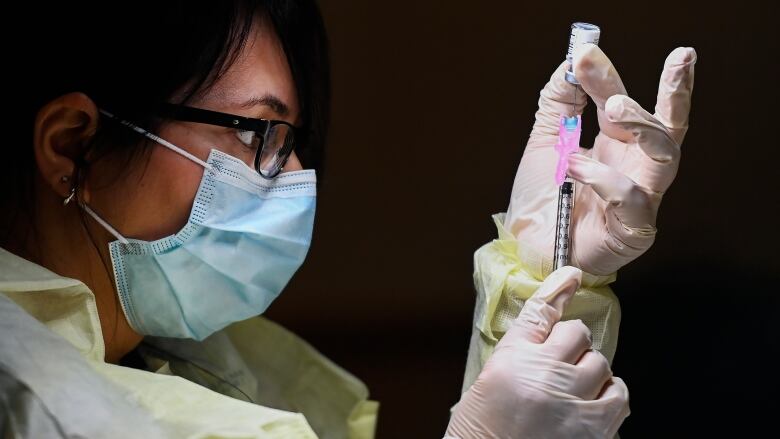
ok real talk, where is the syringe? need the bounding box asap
[553,22,600,270]
[553,116,581,270]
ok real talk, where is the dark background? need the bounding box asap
[267,1,779,437]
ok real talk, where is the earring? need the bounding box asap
[62,168,81,206]
[63,187,76,206]
[63,176,76,206]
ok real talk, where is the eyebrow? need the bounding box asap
[238,94,290,118]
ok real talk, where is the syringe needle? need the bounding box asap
[572,85,576,115]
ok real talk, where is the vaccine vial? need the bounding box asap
[565,22,601,84]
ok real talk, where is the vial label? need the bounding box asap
[565,22,601,84]
[566,23,601,61]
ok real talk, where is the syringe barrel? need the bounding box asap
[553,177,575,270]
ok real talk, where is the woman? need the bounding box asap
[0,1,695,438]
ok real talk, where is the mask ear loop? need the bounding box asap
[98,109,212,171]
[80,205,130,245]
[66,108,207,246]
[62,160,130,245]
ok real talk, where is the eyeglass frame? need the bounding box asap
[156,103,307,179]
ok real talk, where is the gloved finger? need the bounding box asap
[572,43,632,143]
[654,47,697,145]
[594,377,631,438]
[605,94,681,193]
[567,153,658,230]
[568,376,630,439]
[502,266,582,345]
[543,319,592,364]
[529,61,589,142]
[572,350,613,400]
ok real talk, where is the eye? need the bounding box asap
[235,129,261,149]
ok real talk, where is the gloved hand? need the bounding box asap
[505,44,697,275]
[446,266,629,439]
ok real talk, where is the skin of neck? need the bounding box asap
[17,170,144,364]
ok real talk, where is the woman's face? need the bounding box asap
[89,16,303,242]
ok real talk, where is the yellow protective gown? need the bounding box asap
[0,247,377,439]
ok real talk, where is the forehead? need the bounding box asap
[201,15,299,119]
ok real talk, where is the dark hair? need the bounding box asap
[2,0,330,245]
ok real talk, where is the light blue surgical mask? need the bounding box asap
[80,112,316,340]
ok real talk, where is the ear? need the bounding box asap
[33,92,99,198]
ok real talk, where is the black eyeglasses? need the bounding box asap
[157,103,306,179]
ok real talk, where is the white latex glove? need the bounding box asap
[446,266,629,439]
[506,44,697,275]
